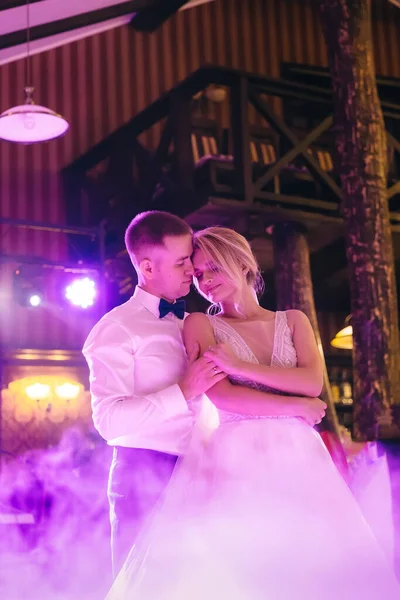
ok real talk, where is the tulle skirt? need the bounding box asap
[107,416,400,600]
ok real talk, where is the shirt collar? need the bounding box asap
[133,286,162,318]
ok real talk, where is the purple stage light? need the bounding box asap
[65,277,96,309]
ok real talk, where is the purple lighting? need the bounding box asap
[28,294,42,307]
[65,277,96,309]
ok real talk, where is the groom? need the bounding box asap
[83,210,224,576]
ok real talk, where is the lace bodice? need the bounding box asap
[207,311,298,422]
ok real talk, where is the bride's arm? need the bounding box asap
[205,310,323,398]
[184,313,326,424]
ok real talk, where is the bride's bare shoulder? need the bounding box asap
[183,312,216,351]
[184,312,212,329]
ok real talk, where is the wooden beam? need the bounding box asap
[130,0,190,32]
[253,114,334,189]
[319,0,400,441]
[0,0,43,10]
[282,61,400,100]
[388,180,400,200]
[249,92,343,201]
[0,216,97,236]
[387,131,400,154]
[66,65,400,175]
[155,117,173,163]
[0,2,143,51]
[254,191,339,213]
[207,197,342,225]
[195,197,400,233]
[170,91,195,194]
[272,222,342,438]
[230,77,252,204]
[64,68,209,174]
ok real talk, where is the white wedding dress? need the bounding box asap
[106,312,400,599]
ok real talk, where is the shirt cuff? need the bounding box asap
[161,383,189,419]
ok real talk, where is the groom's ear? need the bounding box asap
[139,258,154,280]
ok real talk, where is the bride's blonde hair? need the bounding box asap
[193,227,264,313]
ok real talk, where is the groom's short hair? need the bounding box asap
[125,210,192,261]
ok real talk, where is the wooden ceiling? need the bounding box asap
[0,0,214,66]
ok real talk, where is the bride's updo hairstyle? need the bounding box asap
[193,227,264,311]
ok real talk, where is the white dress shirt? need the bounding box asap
[82,286,194,455]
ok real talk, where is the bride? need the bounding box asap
[107,227,399,599]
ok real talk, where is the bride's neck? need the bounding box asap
[219,289,262,320]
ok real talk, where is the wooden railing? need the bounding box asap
[62,64,400,248]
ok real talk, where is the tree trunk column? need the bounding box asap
[272,221,341,439]
[319,0,400,441]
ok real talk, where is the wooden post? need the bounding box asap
[318,0,400,441]
[230,76,252,204]
[169,91,195,203]
[272,222,342,440]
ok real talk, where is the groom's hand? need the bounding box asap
[178,344,227,400]
[187,343,201,364]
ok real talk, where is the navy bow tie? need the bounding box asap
[159,298,185,320]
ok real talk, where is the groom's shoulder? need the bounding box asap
[85,297,144,342]
[101,296,142,324]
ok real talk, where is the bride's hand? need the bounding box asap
[203,343,242,376]
[299,397,327,426]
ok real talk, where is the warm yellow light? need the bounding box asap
[55,382,81,400]
[330,325,353,350]
[10,377,82,399]
[25,382,50,400]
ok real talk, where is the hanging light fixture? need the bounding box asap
[330,315,353,350]
[0,0,69,144]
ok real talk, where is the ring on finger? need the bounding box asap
[213,367,219,374]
